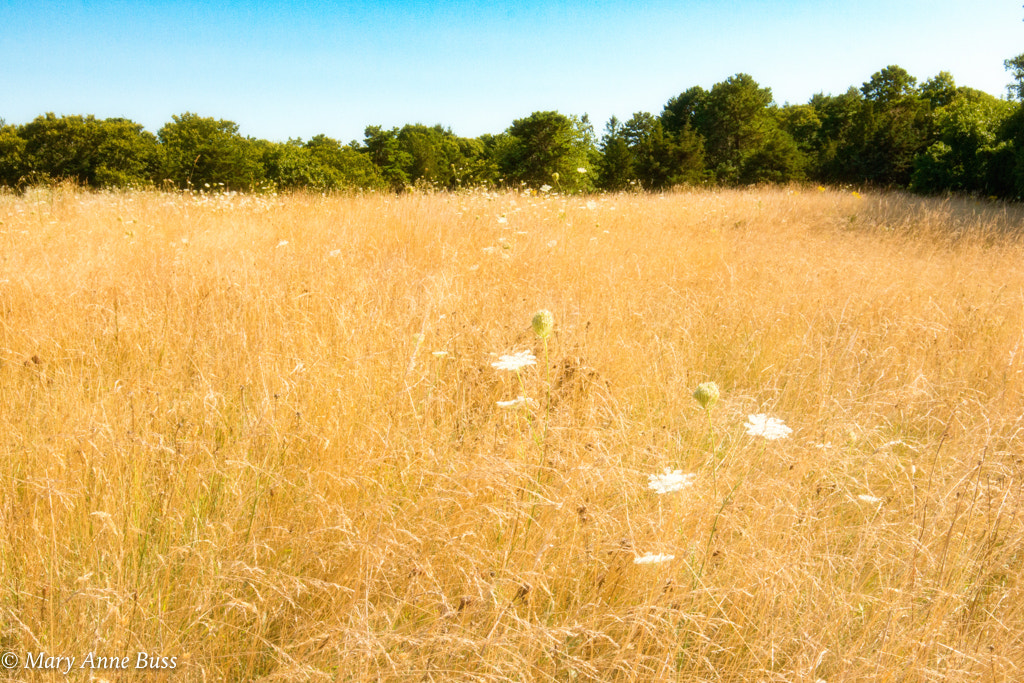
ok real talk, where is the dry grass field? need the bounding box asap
[1,184,1023,681]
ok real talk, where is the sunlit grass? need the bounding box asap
[1,184,1023,680]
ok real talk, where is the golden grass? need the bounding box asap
[1,184,1023,681]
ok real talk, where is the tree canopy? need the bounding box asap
[4,56,1024,199]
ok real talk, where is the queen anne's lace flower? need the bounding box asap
[744,414,792,440]
[648,468,696,494]
[496,396,536,409]
[491,350,536,372]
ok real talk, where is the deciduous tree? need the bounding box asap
[158,113,263,190]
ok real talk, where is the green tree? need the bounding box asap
[452,136,500,187]
[1004,53,1024,100]
[394,124,460,188]
[739,128,805,184]
[840,66,929,186]
[989,89,1024,197]
[980,140,1017,197]
[257,139,334,191]
[158,113,264,190]
[773,104,820,181]
[808,88,864,181]
[775,104,821,153]
[468,133,505,187]
[911,88,1014,193]
[498,111,595,192]
[306,135,386,190]
[861,65,918,104]
[987,55,1024,197]
[661,86,707,136]
[858,101,929,186]
[622,112,705,189]
[696,74,774,178]
[17,114,160,188]
[920,71,958,109]
[19,113,96,185]
[597,116,634,190]
[92,118,161,188]
[0,124,27,187]
[363,126,413,191]
[620,113,662,188]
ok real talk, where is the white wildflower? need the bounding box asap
[745,414,792,440]
[858,494,882,504]
[540,184,552,193]
[496,396,536,409]
[648,468,696,494]
[634,553,674,565]
[577,167,587,173]
[491,350,537,372]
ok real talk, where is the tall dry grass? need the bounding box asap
[1,184,1023,681]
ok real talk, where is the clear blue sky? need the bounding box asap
[2,0,1021,143]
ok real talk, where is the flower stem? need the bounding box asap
[540,335,550,466]
[706,407,717,497]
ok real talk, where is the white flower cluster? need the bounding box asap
[648,468,696,495]
[744,414,792,440]
[496,396,537,409]
[491,350,537,372]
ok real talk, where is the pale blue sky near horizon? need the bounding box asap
[2,0,1022,143]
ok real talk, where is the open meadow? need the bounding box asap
[2,185,1024,681]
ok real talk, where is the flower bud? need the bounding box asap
[531,309,554,339]
[693,382,720,410]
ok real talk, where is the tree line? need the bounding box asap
[4,57,1024,198]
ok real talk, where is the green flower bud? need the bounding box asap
[531,309,554,339]
[552,172,560,183]
[693,382,720,410]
